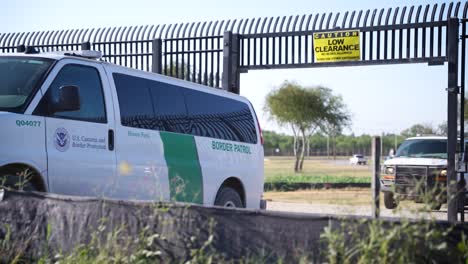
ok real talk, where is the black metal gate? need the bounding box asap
[0,1,467,222]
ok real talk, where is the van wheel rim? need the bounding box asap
[224,201,236,207]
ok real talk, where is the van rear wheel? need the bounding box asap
[214,187,244,208]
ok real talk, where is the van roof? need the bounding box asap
[0,52,251,103]
[1,52,100,62]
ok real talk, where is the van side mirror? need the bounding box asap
[51,85,81,113]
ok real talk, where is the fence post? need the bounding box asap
[222,31,240,94]
[152,39,162,74]
[372,136,381,219]
[16,44,26,53]
[81,42,91,50]
[447,17,460,223]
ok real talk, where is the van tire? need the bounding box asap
[384,192,398,209]
[214,187,244,208]
[0,167,39,192]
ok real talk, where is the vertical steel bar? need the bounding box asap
[169,39,174,77]
[266,17,274,65]
[438,4,446,57]
[285,16,292,64]
[414,6,422,58]
[407,7,414,59]
[291,15,298,64]
[430,5,437,58]
[384,8,392,60]
[377,9,384,60]
[422,5,430,58]
[210,36,215,86]
[392,8,399,59]
[363,10,370,61]
[198,37,202,83]
[192,38,196,82]
[372,136,381,219]
[399,7,407,59]
[447,17,459,223]
[216,37,221,87]
[204,36,209,85]
[164,39,168,75]
[460,19,466,221]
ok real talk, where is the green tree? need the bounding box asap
[263,130,294,155]
[264,81,350,172]
[437,121,447,136]
[401,123,436,138]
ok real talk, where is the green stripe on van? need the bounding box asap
[160,132,203,204]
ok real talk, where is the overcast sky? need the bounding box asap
[1,0,464,135]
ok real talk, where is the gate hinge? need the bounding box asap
[447,86,460,94]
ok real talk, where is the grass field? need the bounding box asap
[264,156,371,184]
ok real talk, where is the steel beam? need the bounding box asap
[222,31,240,94]
[447,17,460,223]
[372,136,381,219]
[152,39,162,74]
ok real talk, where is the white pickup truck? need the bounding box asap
[381,136,467,210]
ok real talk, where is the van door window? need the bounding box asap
[113,73,155,130]
[34,64,107,123]
[149,81,188,134]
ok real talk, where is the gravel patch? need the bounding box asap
[267,201,467,221]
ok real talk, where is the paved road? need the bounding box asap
[267,201,467,221]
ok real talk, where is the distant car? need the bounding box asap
[349,154,367,165]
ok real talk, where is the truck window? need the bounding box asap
[113,73,155,130]
[35,64,107,123]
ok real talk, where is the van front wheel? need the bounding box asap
[214,187,244,208]
[0,167,38,192]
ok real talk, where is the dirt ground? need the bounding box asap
[264,188,467,221]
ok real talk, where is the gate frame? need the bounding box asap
[1,2,467,223]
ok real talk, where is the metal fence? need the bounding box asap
[0,2,466,90]
[1,1,468,222]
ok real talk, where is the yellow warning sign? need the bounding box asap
[313,30,361,63]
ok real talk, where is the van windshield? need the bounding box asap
[0,57,53,113]
[395,139,447,159]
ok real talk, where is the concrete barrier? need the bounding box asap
[0,190,465,262]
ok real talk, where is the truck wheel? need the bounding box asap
[430,202,442,211]
[384,192,398,209]
[214,187,244,208]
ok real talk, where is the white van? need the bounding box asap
[0,51,265,209]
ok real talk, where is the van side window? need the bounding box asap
[184,89,257,144]
[113,73,155,129]
[149,81,188,134]
[34,64,107,123]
